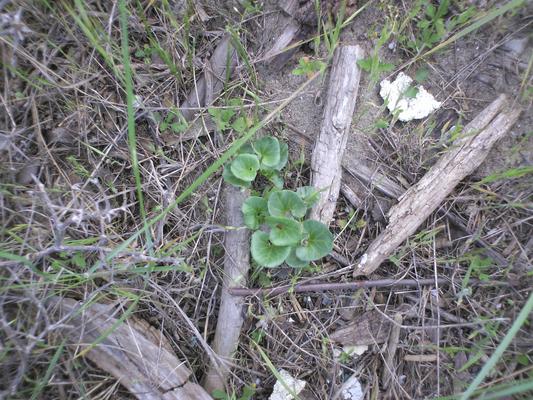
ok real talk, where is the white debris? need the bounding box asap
[340,375,364,400]
[343,345,368,357]
[269,369,306,400]
[380,72,441,122]
[333,345,368,362]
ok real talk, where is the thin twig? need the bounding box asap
[227,277,450,297]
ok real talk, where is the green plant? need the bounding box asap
[357,23,395,82]
[223,135,333,269]
[154,108,188,134]
[208,98,252,133]
[292,57,326,78]
[212,385,255,400]
[400,0,475,53]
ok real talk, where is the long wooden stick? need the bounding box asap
[309,45,364,224]
[227,277,449,297]
[203,186,250,393]
[354,95,521,276]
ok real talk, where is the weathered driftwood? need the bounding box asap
[330,310,392,346]
[203,185,250,393]
[262,0,301,69]
[354,95,521,276]
[381,313,403,390]
[51,297,212,400]
[180,34,237,122]
[309,45,364,224]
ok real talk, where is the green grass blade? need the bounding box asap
[398,0,525,70]
[460,290,533,399]
[423,0,525,59]
[31,340,66,400]
[479,378,533,399]
[254,342,301,400]
[119,0,153,250]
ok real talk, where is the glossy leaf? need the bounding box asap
[265,216,302,246]
[295,220,333,261]
[222,164,250,188]
[230,154,259,181]
[242,196,268,229]
[296,186,320,207]
[268,190,307,218]
[251,231,290,268]
[238,143,255,155]
[285,248,309,268]
[273,142,289,171]
[262,169,284,189]
[253,136,280,168]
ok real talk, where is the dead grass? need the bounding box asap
[0,0,532,399]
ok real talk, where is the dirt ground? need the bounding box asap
[0,1,532,399]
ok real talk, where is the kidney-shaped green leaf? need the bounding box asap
[230,154,259,182]
[265,216,302,246]
[296,186,320,207]
[223,164,250,188]
[268,190,307,218]
[295,220,333,262]
[253,136,280,168]
[251,231,290,268]
[285,248,309,268]
[242,196,268,229]
[273,142,288,171]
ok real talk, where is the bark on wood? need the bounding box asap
[180,34,237,121]
[354,95,521,276]
[330,311,392,346]
[203,185,250,393]
[309,45,364,225]
[289,127,405,205]
[381,313,403,390]
[50,297,212,400]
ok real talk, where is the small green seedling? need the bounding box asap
[223,135,333,269]
[212,385,255,400]
[357,23,395,82]
[155,108,188,134]
[400,0,476,53]
[292,57,326,78]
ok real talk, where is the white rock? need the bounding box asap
[340,375,364,400]
[380,72,441,122]
[269,369,306,400]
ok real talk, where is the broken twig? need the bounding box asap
[354,95,521,276]
[203,186,250,393]
[228,277,448,297]
[310,45,364,224]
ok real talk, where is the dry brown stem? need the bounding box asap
[203,186,250,393]
[309,45,364,224]
[354,95,521,276]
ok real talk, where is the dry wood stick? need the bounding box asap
[51,297,212,400]
[310,45,364,224]
[180,34,237,121]
[287,124,405,203]
[354,95,521,276]
[228,277,449,297]
[203,186,250,393]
